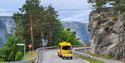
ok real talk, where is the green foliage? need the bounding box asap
[88,0,107,8]
[106,54,114,59]
[0,35,24,62]
[56,29,82,45]
[88,51,113,59]
[75,55,104,63]
[72,40,82,45]
[15,52,23,60]
[0,58,4,62]
[22,51,36,60]
[88,0,125,13]
[12,0,64,48]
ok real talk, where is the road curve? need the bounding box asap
[37,49,88,63]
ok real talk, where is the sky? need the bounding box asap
[0,0,92,23]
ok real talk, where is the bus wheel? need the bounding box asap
[62,57,65,59]
[70,57,72,60]
[58,54,61,57]
[60,55,62,57]
[58,54,60,57]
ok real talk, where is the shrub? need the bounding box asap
[72,40,82,45]
[15,52,23,60]
[0,58,4,62]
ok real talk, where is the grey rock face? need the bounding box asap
[88,8,125,60]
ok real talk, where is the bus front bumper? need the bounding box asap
[62,54,73,57]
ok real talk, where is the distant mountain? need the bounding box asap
[0,16,15,47]
[61,21,90,44]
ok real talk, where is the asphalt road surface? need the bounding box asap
[37,49,88,63]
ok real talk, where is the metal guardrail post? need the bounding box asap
[36,51,40,63]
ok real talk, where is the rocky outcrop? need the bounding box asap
[88,8,125,60]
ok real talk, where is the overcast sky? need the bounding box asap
[0,0,92,23]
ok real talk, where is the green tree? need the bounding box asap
[43,5,64,46]
[58,29,82,45]
[13,0,64,48]
[0,35,23,61]
[19,0,44,49]
[88,0,125,13]
[0,0,64,62]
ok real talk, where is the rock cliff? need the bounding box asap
[88,8,125,60]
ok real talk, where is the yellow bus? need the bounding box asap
[57,42,73,59]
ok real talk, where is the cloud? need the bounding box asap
[62,12,90,23]
[0,0,25,16]
[41,0,91,10]
[0,0,92,23]
[0,12,12,16]
[0,0,25,11]
[41,0,92,23]
[41,0,91,23]
[0,9,12,16]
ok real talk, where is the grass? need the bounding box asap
[22,51,37,60]
[88,52,113,59]
[0,58,4,63]
[74,55,104,63]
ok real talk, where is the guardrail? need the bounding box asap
[36,46,57,51]
[73,47,92,58]
[35,45,85,51]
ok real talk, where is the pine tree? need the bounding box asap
[13,0,64,48]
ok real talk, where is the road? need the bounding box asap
[37,49,88,63]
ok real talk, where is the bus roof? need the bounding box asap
[59,42,71,46]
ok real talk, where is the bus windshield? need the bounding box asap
[62,46,71,50]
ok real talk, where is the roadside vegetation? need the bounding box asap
[55,28,82,46]
[75,55,104,63]
[22,51,36,60]
[88,52,113,59]
[0,36,24,62]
